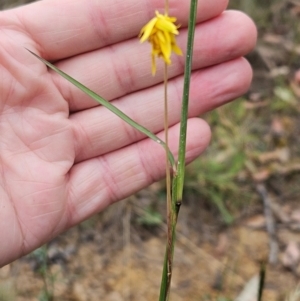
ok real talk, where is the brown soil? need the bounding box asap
[1,193,299,301]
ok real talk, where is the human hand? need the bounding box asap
[0,0,256,266]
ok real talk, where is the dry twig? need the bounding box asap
[256,184,279,265]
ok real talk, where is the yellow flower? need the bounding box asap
[139,11,182,75]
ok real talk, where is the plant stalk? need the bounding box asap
[158,0,198,300]
[176,0,198,201]
[164,62,173,288]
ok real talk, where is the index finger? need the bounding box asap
[7,0,228,60]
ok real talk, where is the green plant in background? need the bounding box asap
[0,283,15,301]
[272,84,297,114]
[186,99,256,223]
[137,207,163,227]
[31,245,55,301]
[202,295,232,301]
[228,0,280,30]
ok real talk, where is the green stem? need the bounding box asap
[176,0,198,201]
[164,63,173,296]
[159,179,179,301]
[158,0,198,300]
[258,261,266,301]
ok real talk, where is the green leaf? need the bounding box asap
[137,208,163,226]
[26,49,175,170]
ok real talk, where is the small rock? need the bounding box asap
[72,282,88,301]
[291,210,300,223]
[244,215,266,229]
[281,241,300,270]
[107,291,123,301]
[0,264,11,278]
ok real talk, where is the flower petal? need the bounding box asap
[156,18,178,34]
[172,44,183,55]
[139,17,157,42]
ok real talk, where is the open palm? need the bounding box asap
[0,0,256,266]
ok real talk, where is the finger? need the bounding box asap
[53,10,256,111]
[71,57,252,163]
[11,0,228,60]
[66,118,211,226]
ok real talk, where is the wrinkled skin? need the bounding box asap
[0,0,256,266]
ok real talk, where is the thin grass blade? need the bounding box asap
[26,49,175,169]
